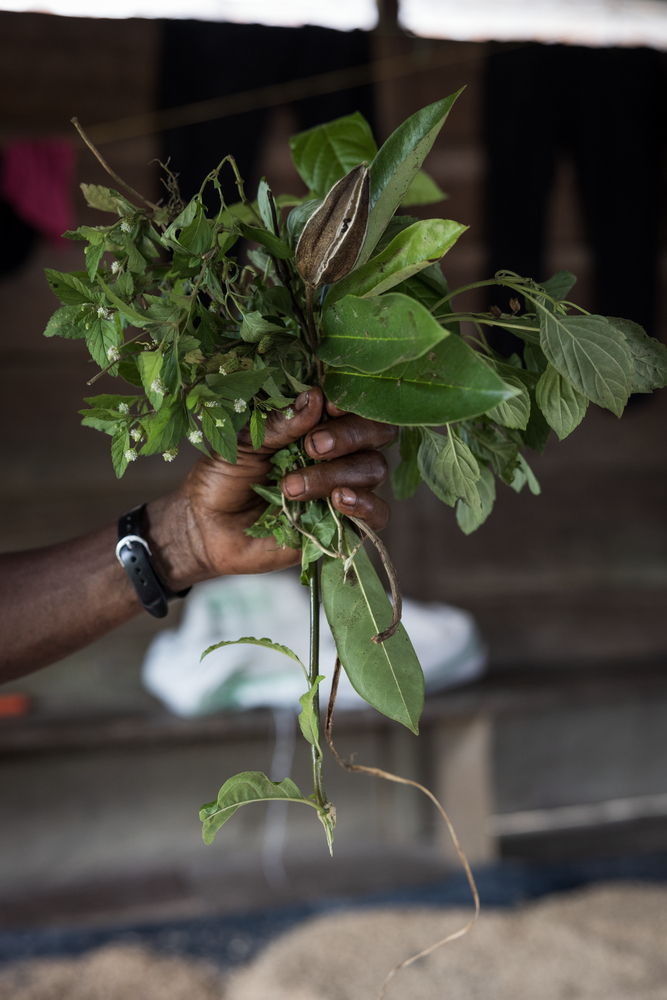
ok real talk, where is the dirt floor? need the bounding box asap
[0,882,665,1000]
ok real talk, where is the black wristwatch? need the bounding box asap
[116,504,191,618]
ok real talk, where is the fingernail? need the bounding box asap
[295,391,310,412]
[311,430,334,454]
[336,487,357,508]
[283,473,305,498]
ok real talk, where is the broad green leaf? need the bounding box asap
[286,198,321,247]
[298,675,325,754]
[289,111,377,196]
[456,465,496,534]
[137,350,165,410]
[319,292,450,373]
[487,374,531,430]
[324,331,513,426]
[360,91,463,264]
[537,306,631,417]
[200,772,314,845]
[608,317,667,394]
[535,363,588,439]
[240,224,292,260]
[85,314,121,370]
[80,183,136,216]
[201,635,306,673]
[84,242,105,280]
[391,426,423,500]
[326,219,466,305]
[321,534,424,733]
[401,169,447,206]
[43,304,88,339]
[174,205,214,255]
[418,427,480,507]
[97,278,151,327]
[140,398,188,455]
[540,270,577,302]
[206,368,272,403]
[240,311,285,343]
[249,408,266,448]
[45,269,94,306]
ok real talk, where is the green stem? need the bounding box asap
[308,561,327,809]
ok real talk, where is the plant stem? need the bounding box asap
[308,561,327,809]
[71,117,162,215]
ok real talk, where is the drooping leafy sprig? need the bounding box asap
[45,92,667,853]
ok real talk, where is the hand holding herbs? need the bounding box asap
[44,91,667,854]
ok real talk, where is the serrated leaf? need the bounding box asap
[418,427,480,507]
[43,304,88,339]
[80,183,136,215]
[140,399,188,455]
[249,408,266,448]
[487,374,531,429]
[320,292,450,373]
[289,111,377,196]
[510,454,541,495]
[326,218,466,305]
[200,772,314,845]
[84,242,105,280]
[110,426,130,478]
[201,408,237,463]
[45,268,94,306]
[608,317,667,394]
[360,90,463,264]
[137,350,165,409]
[324,331,513,425]
[97,278,151,328]
[456,465,496,534]
[535,363,588,439]
[85,314,121,370]
[201,635,306,672]
[206,368,272,402]
[537,306,632,417]
[321,533,424,733]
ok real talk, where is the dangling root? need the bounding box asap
[347,515,402,643]
[325,658,480,999]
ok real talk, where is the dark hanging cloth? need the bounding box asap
[482,44,666,352]
[157,21,376,206]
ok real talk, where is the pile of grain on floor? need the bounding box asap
[1,883,666,1000]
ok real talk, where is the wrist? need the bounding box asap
[143,493,209,592]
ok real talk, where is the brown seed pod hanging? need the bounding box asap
[295,163,370,288]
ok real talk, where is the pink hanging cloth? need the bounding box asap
[0,139,76,241]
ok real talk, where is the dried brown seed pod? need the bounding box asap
[295,163,370,288]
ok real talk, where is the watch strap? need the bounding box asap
[116,504,190,618]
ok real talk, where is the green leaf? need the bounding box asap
[535,363,588,439]
[540,270,577,301]
[137,350,165,409]
[240,224,292,260]
[401,169,447,206]
[360,90,463,264]
[110,425,131,478]
[84,242,105,280]
[608,317,667,394]
[43,304,88,339]
[201,635,306,672]
[240,311,285,343]
[257,178,278,234]
[456,465,496,534]
[289,111,377,196]
[320,292,450,373]
[286,198,321,247]
[391,426,423,500]
[298,675,325,754]
[200,772,315,845]
[249,408,266,448]
[487,374,531,430]
[85,313,121,370]
[537,306,632,417]
[140,399,188,455]
[201,408,237,463]
[80,183,136,216]
[326,219,466,305]
[97,278,151,328]
[324,331,513,426]
[321,534,424,733]
[206,368,272,403]
[511,453,541,495]
[418,427,480,507]
[45,268,94,305]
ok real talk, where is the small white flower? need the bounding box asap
[218,366,227,375]
[118,402,130,415]
[97,306,113,321]
[150,378,166,396]
[124,448,138,462]
[203,400,216,408]
[188,428,203,444]
[233,398,247,413]
[130,427,142,442]
[284,407,295,421]
[107,345,121,363]
[111,260,121,275]
[215,418,226,428]
[120,220,132,233]
[162,449,177,462]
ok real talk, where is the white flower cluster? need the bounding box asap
[130,428,142,443]
[218,366,227,375]
[188,428,203,444]
[162,449,177,462]
[97,306,113,321]
[124,448,137,462]
[110,260,121,275]
[117,402,130,415]
[120,220,132,234]
[215,417,226,428]
[203,400,217,408]
[284,407,295,421]
[233,398,247,413]
[106,345,121,363]
[150,378,166,396]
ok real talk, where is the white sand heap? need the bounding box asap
[1,882,666,1000]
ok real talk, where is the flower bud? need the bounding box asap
[295,164,370,287]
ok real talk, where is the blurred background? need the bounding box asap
[0,0,666,993]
